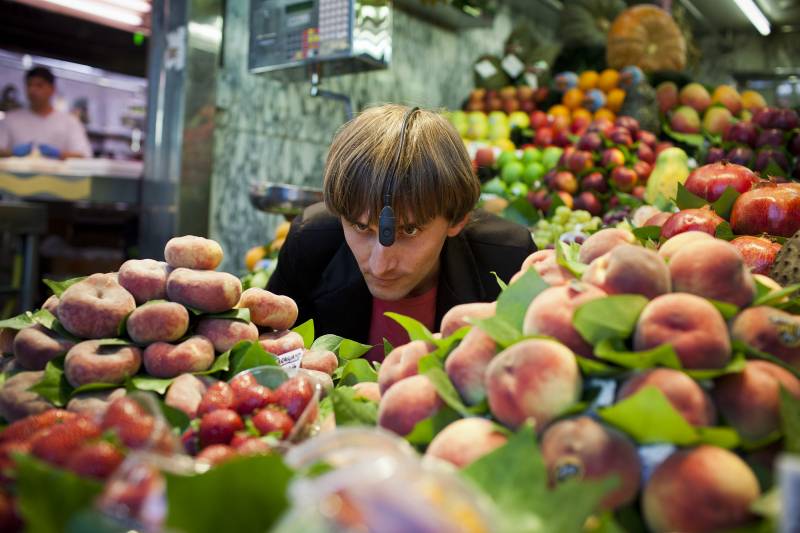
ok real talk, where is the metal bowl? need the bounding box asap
[249,182,324,216]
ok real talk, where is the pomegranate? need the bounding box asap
[730,236,782,275]
[661,206,725,239]
[730,182,800,237]
[684,161,760,202]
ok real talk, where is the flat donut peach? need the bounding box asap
[64,341,142,388]
[166,268,241,313]
[143,336,215,378]
[58,274,136,339]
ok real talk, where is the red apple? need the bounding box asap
[556,191,574,209]
[636,130,658,148]
[475,147,495,168]
[636,143,655,164]
[588,118,614,137]
[570,116,591,135]
[655,142,674,157]
[730,236,782,275]
[534,127,554,147]
[608,127,633,147]
[582,171,609,193]
[566,150,594,174]
[553,128,572,147]
[528,189,551,212]
[610,166,637,192]
[553,171,579,194]
[632,185,646,200]
[633,161,653,182]
[530,110,550,129]
[684,161,760,202]
[573,191,603,215]
[661,206,725,239]
[601,148,626,168]
[577,132,603,152]
[520,100,536,114]
[615,116,640,137]
[731,182,800,237]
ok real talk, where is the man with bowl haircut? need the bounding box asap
[267,104,535,360]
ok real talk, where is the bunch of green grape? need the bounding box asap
[532,206,602,249]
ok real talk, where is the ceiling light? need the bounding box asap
[41,0,143,26]
[732,0,771,36]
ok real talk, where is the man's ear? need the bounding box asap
[446,214,469,237]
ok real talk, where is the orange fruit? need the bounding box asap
[562,88,584,110]
[594,108,616,121]
[572,108,592,121]
[578,71,599,91]
[245,245,268,271]
[597,69,620,92]
[548,104,570,118]
[606,88,626,113]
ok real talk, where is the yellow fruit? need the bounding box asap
[270,238,286,254]
[606,88,626,113]
[578,70,599,91]
[493,138,516,152]
[548,104,570,118]
[572,108,593,121]
[646,147,690,205]
[274,221,291,240]
[594,108,616,121]
[597,69,620,92]
[562,88,584,110]
[245,245,268,272]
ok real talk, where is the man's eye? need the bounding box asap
[401,225,419,237]
[353,223,370,232]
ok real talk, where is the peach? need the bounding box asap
[64,341,143,387]
[300,350,338,375]
[713,360,800,441]
[303,369,334,394]
[541,416,641,510]
[711,85,742,115]
[485,339,581,430]
[377,374,442,436]
[670,105,701,134]
[12,324,75,370]
[731,306,800,370]
[578,228,635,265]
[657,231,713,261]
[445,327,497,405]
[741,90,766,112]
[67,388,127,417]
[42,295,59,315]
[165,373,209,418]
[581,245,670,299]
[634,293,731,369]
[669,239,756,307]
[57,273,136,339]
[679,82,711,113]
[126,301,189,344]
[656,81,679,114]
[702,106,733,135]
[510,250,574,286]
[236,288,297,330]
[142,336,215,378]
[166,268,242,313]
[439,302,496,337]
[164,235,223,270]
[117,259,170,304]
[196,318,259,353]
[522,282,607,357]
[0,371,52,422]
[0,328,15,355]
[642,445,760,533]
[426,418,508,468]
[377,340,433,394]
[618,368,716,426]
[258,330,304,356]
[352,382,381,402]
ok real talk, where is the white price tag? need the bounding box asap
[638,443,676,485]
[277,348,304,370]
[474,59,498,80]
[524,72,539,90]
[779,454,800,533]
[501,54,525,79]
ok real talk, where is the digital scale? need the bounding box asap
[248,0,391,81]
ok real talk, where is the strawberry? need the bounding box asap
[0,410,77,444]
[102,397,155,449]
[232,384,274,415]
[199,409,243,448]
[65,441,124,480]
[197,381,234,416]
[30,417,102,467]
[196,444,237,466]
[252,408,294,439]
[233,437,273,456]
[229,431,252,449]
[99,464,163,520]
[181,427,199,455]
[275,376,314,420]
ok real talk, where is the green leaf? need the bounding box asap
[706,298,739,320]
[663,123,705,148]
[472,315,523,349]
[311,334,373,360]
[291,319,314,349]
[227,341,278,378]
[594,339,682,369]
[195,349,231,376]
[632,225,661,243]
[0,311,35,330]
[165,455,292,533]
[556,240,588,278]
[384,312,434,343]
[598,386,740,448]
[463,424,615,533]
[43,276,86,297]
[711,186,741,219]
[418,353,443,373]
[502,197,540,226]
[546,191,566,218]
[27,356,71,407]
[573,295,649,345]
[575,355,621,376]
[70,382,120,396]
[422,366,471,417]
[715,221,735,241]
[683,351,747,380]
[734,340,800,379]
[675,182,708,209]
[491,271,509,291]
[404,406,460,446]
[337,358,378,386]
[15,453,103,533]
[160,399,191,432]
[383,338,393,357]
[203,307,251,322]
[780,386,800,454]
[763,159,787,178]
[753,282,800,307]
[128,375,175,395]
[330,387,378,426]
[94,338,136,347]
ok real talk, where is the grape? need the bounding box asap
[532,207,603,249]
[555,206,571,218]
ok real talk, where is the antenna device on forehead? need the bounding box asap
[379,106,419,247]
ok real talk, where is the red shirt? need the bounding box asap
[366,285,437,362]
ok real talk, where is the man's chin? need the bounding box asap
[365,282,409,302]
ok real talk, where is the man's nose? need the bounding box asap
[369,241,398,276]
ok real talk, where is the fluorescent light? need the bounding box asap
[41,0,143,26]
[104,0,151,13]
[732,0,771,36]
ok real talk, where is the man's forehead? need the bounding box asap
[352,211,424,225]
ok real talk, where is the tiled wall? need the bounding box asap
[209,2,552,273]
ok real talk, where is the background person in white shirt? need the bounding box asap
[0,66,92,159]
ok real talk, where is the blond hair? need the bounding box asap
[323,104,479,226]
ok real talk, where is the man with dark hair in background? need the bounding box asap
[0,66,91,159]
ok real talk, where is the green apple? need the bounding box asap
[488,111,508,127]
[521,147,542,165]
[522,161,546,185]
[509,181,529,198]
[482,177,507,196]
[542,146,564,169]
[508,111,530,129]
[488,123,510,141]
[501,161,525,184]
[496,150,519,169]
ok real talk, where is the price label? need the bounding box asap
[277,348,303,369]
[501,54,525,79]
[779,454,800,533]
[638,443,676,485]
[474,59,498,80]
[523,72,539,90]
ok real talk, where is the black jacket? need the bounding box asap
[266,203,536,343]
